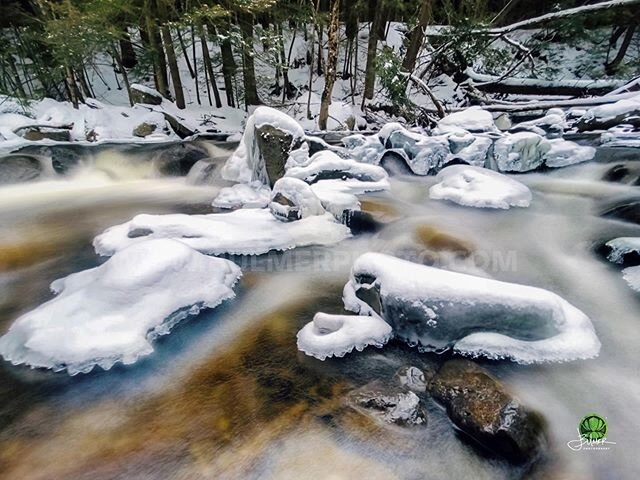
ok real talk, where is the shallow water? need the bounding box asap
[0,143,639,479]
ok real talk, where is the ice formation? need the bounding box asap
[542,139,595,168]
[436,107,497,134]
[212,181,271,209]
[446,133,491,167]
[622,266,640,292]
[342,253,600,363]
[605,237,640,264]
[494,132,551,172]
[94,208,350,257]
[296,312,393,360]
[429,165,532,209]
[0,239,241,374]
[221,106,305,183]
[269,177,325,221]
[341,133,384,164]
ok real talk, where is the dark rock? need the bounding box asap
[153,144,209,176]
[130,85,163,105]
[269,192,300,222]
[600,199,640,224]
[255,124,295,187]
[594,241,640,268]
[342,210,383,234]
[379,150,413,175]
[133,122,157,138]
[186,159,220,185]
[429,359,547,463]
[0,155,42,185]
[50,147,82,174]
[128,227,153,238]
[163,112,194,139]
[347,381,427,426]
[21,127,71,142]
[602,163,640,185]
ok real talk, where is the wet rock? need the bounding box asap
[0,155,42,185]
[130,85,163,105]
[133,122,157,138]
[600,198,640,224]
[393,366,428,392]
[255,124,295,186]
[153,143,209,176]
[348,381,427,426]
[162,112,194,138]
[413,225,473,257]
[21,127,71,142]
[186,159,220,185]
[602,164,640,185]
[429,359,547,463]
[342,210,384,234]
[50,146,82,174]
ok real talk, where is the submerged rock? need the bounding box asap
[413,225,473,257]
[429,359,547,463]
[153,143,209,176]
[347,381,426,426]
[394,366,428,392]
[0,155,42,185]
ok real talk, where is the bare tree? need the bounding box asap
[319,0,340,130]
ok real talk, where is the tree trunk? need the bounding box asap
[199,24,223,109]
[146,17,169,98]
[319,0,340,130]
[605,24,637,75]
[177,29,195,79]
[218,22,237,107]
[119,29,137,69]
[191,26,201,105]
[161,25,185,109]
[65,64,82,109]
[402,0,431,72]
[239,13,261,107]
[112,47,133,106]
[363,0,384,103]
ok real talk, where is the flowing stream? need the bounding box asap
[0,142,638,479]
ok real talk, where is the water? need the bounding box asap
[0,143,639,479]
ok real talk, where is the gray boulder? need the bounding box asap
[0,155,42,184]
[130,85,163,106]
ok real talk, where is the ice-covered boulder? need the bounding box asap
[285,150,389,186]
[94,208,350,257]
[515,108,567,134]
[343,253,600,363]
[341,133,385,164]
[297,312,393,360]
[446,134,492,167]
[542,139,595,168]
[269,177,325,221]
[0,239,241,375]
[347,382,426,426]
[604,237,640,265]
[493,131,551,172]
[221,106,305,186]
[577,95,640,131]
[436,107,497,134]
[212,181,271,210]
[429,165,532,209]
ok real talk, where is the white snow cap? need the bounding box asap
[269,177,325,220]
[285,150,389,184]
[436,106,497,134]
[622,266,640,292]
[342,252,600,364]
[93,208,350,257]
[543,139,595,168]
[0,239,241,375]
[212,181,271,209]
[222,106,305,183]
[297,312,393,360]
[429,165,532,209]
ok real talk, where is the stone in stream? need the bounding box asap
[599,198,640,225]
[428,359,547,463]
[0,155,42,185]
[602,164,640,185]
[153,143,209,176]
[347,381,427,426]
[493,131,550,172]
[393,366,429,392]
[268,177,325,222]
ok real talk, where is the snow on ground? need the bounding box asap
[341,252,601,363]
[93,208,350,257]
[212,181,271,209]
[435,107,497,134]
[297,312,393,360]
[0,239,241,374]
[429,165,532,209]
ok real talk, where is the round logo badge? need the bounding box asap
[578,414,608,441]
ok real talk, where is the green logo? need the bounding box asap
[578,414,608,441]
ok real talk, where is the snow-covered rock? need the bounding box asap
[297,312,393,360]
[436,107,496,134]
[447,134,492,167]
[605,237,640,264]
[516,108,567,132]
[429,165,532,209]
[622,266,640,292]
[493,132,551,172]
[285,150,389,186]
[577,95,640,131]
[342,133,385,165]
[94,208,350,257]
[0,239,241,375]
[221,106,305,185]
[212,182,271,209]
[269,177,325,221]
[342,253,600,363]
[542,139,595,168]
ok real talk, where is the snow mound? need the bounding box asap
[622,266,640,292]
[543,139,595,168]
[297,312,393,360]
[93,208,350,257]
[436,107,496,134]
[222,106,305,183]
[269,177,325,221]
[212,182,271,209]
[285,150,389,186]
[0,239,241,375]
[343,253,600,364]
[605,237,640,264]
[429,165,532,209]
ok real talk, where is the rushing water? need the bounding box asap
[0,142,639,479]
